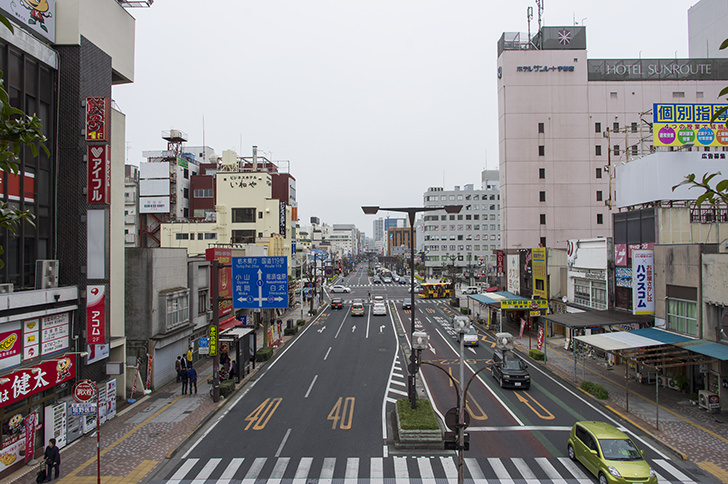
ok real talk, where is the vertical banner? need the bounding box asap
[531,247,547,299]
[506,254,520,294]
[145,354,153,390]
[85,97,109,142]
[632,250,655,315]
[87,145,110,204]
[497,250,504,274]
[279,200,286,237]
[536,326,545,351]
[86,209,106,279]
[23,412,36,464]
[106,380,117,420]
[86,285,106,344]
[205,248,232,317]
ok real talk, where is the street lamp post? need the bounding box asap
[363,205,461,408]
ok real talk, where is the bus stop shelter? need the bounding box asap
[219,326,257,383]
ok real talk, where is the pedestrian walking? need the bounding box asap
[188,365,197,394]
[175,357,182,382]
[43,438,60,481]
[180,364,189,395]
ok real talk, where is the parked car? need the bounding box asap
[463,286,480,295]
[567,421,657,484]
[372,302,387,315]
[398,277,408,285]
[491,349,530,389]
[461,326,480,346]
[331,298,343,309]
[351,299,365,316]
[331,284,351,293]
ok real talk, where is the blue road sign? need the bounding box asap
[233,256,289,309]
[198,337,209,348]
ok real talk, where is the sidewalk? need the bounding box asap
[501,321,728,483]
[0,306,306,484]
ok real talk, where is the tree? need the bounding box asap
[0,15,50,268]
[672,38,728,205]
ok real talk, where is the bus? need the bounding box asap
[418,282,453,299]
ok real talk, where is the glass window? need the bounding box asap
[667,299,698,336]
[232,208,256,223]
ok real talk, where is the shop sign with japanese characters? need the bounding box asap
[41,313,69,356]
[0,355,75,408]
[87,145,110,204]
[85,97,109,141]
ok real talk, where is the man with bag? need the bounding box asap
[43,438,60,481]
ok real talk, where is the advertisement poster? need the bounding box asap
[205,248,233,317]
[632,250,655,315]
[106,380,117,420]
[0,435,24,471]
[653,103,728,147]
[22,319,39,360]
[506,254,520,294]
[23,412,36,464]
[86,285,106,345]
[0,356,75,407]
[0,329,22,360]
[536,326,545,351]
[40,313,69,356]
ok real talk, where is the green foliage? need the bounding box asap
[459,307,470,315]
[296,319,306,326]
[449,298,459,307]
[255,346,273,362]
[580,381,609,400]
[396,398,440,430]
[672,172,728,207]
[529,349,545,361]
[284,326,298,336]
[219,380,236,398]
[674,374,689,392]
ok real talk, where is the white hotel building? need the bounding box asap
[497,25,728,251]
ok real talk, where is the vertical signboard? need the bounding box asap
[86,285,106,344]
[85,97,109,142]
[206,248,232,318]
[531,247,547,299]
[87,145,110,204]
[506,254,520,294]
[279,200,286,237]
[632,250,654,315]
[496,250,504,274]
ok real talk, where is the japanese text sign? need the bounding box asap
[208,325,218,357]
[87,145,110,204]
[206,248,232,317]
[632,250,654,315]
[232,257,289,309]
[653,103,728,147]
[500,299,548,310]
[85,97,109,141]
[86,285,106,345]
[0,355,75,408]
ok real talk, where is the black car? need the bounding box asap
[491,349,530,389]
[402,301,412,310]
[331,298,343,309]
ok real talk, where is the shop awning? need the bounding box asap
[468,291,529,305]
[220,327,254,341]
[674,340,728,361]
[575,331,675,352]
[541,309,653,328]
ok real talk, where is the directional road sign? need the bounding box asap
[233,256,289,309]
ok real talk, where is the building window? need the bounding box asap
[540,237,546,247]
[631,122,638,133]
[183,188,189,199]
[613,122,619,131]
[697,91,704,99]
[595,145,602,156]
[232,208,256,223]
[538,145,545,156]
[667,299,698,336]
[175,233,189,240]
[539,168,545,179]
[574,279,606,309]
[198,290,208,314]
[597,213,603,224]
[539,214,546,225]
[183,168,189,179]
[610,92,618,99]
[672,91,685,98]
[193,188,214,198]
[632,145,638,156]
[596,168,602,179]
[197,233,203,240]
[539,191,546,202]
[204,233,217,240]
[538,122,544,133]
[164,290,189,330]
[595,122,601,133]
[614,145,620,156]
[596,191,603,201]
[231,229,256,244]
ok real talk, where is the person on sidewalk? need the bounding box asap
[187,365,197,394]
[175,357,182,382]
[180,364,189,395]
[43,438,60,481]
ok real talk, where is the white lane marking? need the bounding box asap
[292,457,313,484]
[169,458,198,482]
[535,457,567,484]
[304,375,318,398]
[217,458,244,482]
[242,457,266,484]
[192,458,221,483]
[653,459,696,483]
[274,429,291,457]
[417,457,436,484]
[323,347,332,360]
[488,457,513,482]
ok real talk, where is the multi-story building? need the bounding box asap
[422,170,501,280]
[124,164,140,247]
[0,0,141,474]
[497,24,728,251]
[329,224,360,259]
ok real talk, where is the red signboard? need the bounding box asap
[23,411,36,463]
[0,171,35,203]
[497,250,504,274]
[87,145,110,204]
[205,248,233,317]
[85,97,109,141]
[86,285,106,345]
[73,380,96,403]
[0,355,75,408]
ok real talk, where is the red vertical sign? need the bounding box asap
[85,97,109,142]
[536,326,545,351]
[86,285,106,344]
[205,248,232,317]
[23,412,36,464]
[87,145,110,204]
[497,250,504,274]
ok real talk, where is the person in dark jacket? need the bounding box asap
[180,365,189,395]
[187,365,198,394]
[43,438,60,481]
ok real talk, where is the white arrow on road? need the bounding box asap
[318,326,326,333]
[379,325,385,333]
[351,326,357,333]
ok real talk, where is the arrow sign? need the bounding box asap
[318,326,326,333]
[351,326,356,333]
[232,256,289,309]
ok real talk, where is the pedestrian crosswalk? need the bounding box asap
[160,455,698,483]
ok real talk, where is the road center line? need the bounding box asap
[275,428,292,457]
[323,347,332,360]
[305,374,318,398]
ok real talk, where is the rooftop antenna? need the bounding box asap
[527,6,533,45]
[536,0,544,49]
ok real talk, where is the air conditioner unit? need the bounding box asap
[0,283,13,293]
[35,260,59,289]
[657,375,667,387]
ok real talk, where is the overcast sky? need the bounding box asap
[114,0,699,237]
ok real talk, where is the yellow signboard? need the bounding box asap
[208,325,218,357]
[500,299,548,310]
[653,103,728,147]
[532,247,547,299]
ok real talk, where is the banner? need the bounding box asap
[0,356,75,408]
[23,412,36,464]
[653,103,728,147]
[632,250,655,315]
[87,145,110,203]
[536,327,545,351]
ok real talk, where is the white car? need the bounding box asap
[461,326,480,346]
[331,285,351,293]
[373,295,385,303]
[372,303,387,315]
